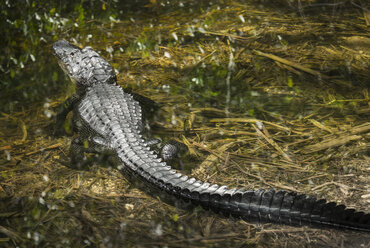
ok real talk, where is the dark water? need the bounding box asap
[1,0,369,247]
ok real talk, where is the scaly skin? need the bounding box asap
[52,40,370,232]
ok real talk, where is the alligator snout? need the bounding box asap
[52,40,80,60]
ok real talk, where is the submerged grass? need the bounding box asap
[0,0,369,247]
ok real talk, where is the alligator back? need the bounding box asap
[78,83,143,139]
[77,83,370,232]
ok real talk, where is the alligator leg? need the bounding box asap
[144,138,188,162]
[160,139,188,161]
[141,138,189,163]
[143,139,188,169]
[70,136,114,170]
[54,94,81,136]
[125,90,160,115]
[127,91,160,134]
[160,139,188,170]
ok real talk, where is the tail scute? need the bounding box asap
[279,192,296,225]
[269,190,285,222]
[300,195,316,223]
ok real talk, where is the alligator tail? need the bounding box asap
[183,187,370,232]
[118,155,370,232]
[110,121,370,232]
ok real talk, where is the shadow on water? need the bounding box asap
[0,0,369,247]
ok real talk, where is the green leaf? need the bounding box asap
[173,214,179,222]
[52,71,58,81]
[287,77,293,87]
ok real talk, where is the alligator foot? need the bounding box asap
[69,136,116,170]
[160,139,188,161]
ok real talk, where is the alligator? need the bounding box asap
[52,40,370,232]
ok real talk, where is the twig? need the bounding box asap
[308,119,334,134]
[275,61,303,76]
[350,122,370,134]
[254,50,328,78]
[25,143,63,156]
[252,124,292,162]
[0,225,22,241]
[209,118,290,131]
[311,181,349,191]
[303,135,362,153]
[0,145,11,151]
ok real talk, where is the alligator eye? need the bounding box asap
[71,52,74,56]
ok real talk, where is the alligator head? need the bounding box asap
[52,40,116,91]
